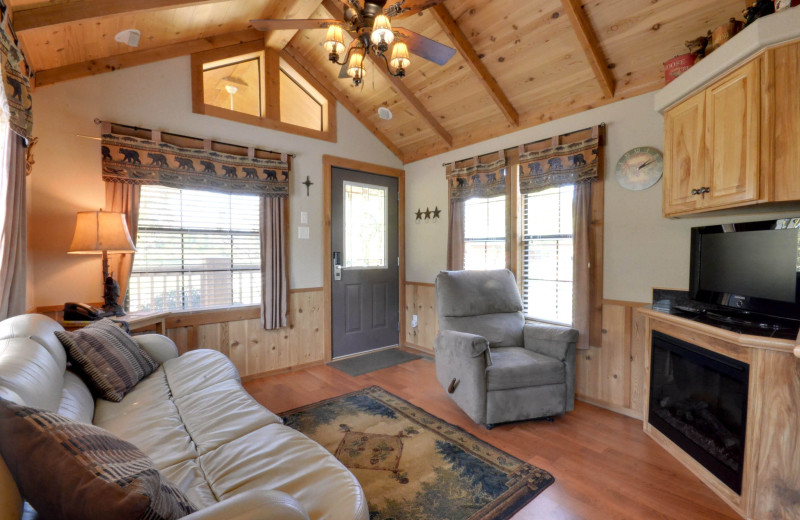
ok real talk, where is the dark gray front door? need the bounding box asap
[331,167,399,358]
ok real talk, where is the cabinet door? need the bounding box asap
[704,60,760,208]
[772,42,800,201]
[663,91,706,216]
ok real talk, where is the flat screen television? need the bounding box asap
[689,218,800,321]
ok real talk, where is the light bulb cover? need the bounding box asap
[370,15,394,47]
[324,25,346,55]
[347,47,366,78]
[390,41,411,70]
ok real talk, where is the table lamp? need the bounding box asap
[68,209,137,316]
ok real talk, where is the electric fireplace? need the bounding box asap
[648,331,749,494]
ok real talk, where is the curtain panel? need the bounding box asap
[105,183,140,310]
[446,150,507,201]
[0,131,26,319]
[0,7,32,140]
[518,128,600,195]
[101,127,290,197]
[260,196,288,330]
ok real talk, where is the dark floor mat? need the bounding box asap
[329,348,424,376]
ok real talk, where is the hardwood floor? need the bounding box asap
[243,355,741,520]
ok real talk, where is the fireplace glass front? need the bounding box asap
[649,331,749,494]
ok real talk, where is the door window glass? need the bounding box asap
[344,181,387,268]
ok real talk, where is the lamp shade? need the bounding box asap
[324,24,345,55]
[390,41,411,70]
[68,211,137,254]
[370,15,394,46]
[347,47,366,79]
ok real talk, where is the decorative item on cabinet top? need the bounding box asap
[615,147,663,191]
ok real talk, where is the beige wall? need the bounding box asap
[28,56,401,308]
[404,92,800,303]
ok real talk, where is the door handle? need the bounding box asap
[333,251,342,281]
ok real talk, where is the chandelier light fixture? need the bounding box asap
[251,1,456,88]
[323,11,411,86]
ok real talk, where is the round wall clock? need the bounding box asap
[615,146,663,191]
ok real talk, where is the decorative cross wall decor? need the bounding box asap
[302,176,314,196]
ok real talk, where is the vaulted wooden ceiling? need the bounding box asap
[9,0,746,163]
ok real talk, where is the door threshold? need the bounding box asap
[330,344,400,361]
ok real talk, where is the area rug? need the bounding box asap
[281,386,554,520]
[328,348,422,376]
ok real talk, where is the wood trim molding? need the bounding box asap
[560,0,615,98]
[282,45,404,161]
[11,0,232,32]
[320,0,452,147]
[35,29,264,87]
[322,155,406,362]
[430,4,519,127]
[406,281,435,287]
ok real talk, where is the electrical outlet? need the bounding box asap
[411,314,418,328]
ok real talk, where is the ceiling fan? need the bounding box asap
[251,0,457,86]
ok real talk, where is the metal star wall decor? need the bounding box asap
[414,206,441,223]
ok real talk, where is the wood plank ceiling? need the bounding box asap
[9,0,747,163]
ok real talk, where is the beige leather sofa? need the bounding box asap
[0,314,368,520]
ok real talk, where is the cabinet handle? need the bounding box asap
[691,188,699,195]
[702,187,710,194]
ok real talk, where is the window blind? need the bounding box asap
[464,195,506,270]
[522,185,574,324]
[129,185,261,312]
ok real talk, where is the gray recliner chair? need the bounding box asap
[434,269,578,428]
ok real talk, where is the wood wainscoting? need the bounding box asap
[163,288,325,380]
[404,282,437,355]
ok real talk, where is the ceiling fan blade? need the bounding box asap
[394,27,456,65]
[386,0,446,19]
[250,19,341,32]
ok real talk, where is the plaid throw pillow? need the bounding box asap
[0,398,197,520]
[56,318,159,402]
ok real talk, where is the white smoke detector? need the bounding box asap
[377,106,393,120]
[115,29,141,48]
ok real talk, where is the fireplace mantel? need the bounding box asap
[638,307,800,520]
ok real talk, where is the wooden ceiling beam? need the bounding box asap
[264,0,325,51]
[320,0,452,147]
[11,0,232,32]
[34,29,263,88]
[560,0,615,98]
[430,4,518,127]
[282,45,405,161]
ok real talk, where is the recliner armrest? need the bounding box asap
[522,321,578,361]
[132,334,179,364]
[435,330,490,360]
[182,490,310,520]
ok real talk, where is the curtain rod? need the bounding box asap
[441,123,605,167]
[94,119,297,158]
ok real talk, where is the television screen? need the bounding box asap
[690,218,800,320]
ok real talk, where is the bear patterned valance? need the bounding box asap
[518,125,601,195]
[100,122,291,197]
[0,4,32,139]
[446,150,507,201]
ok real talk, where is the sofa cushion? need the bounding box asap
[94,368,197,470]
[199,423,368,520]
[0,313,68,369]
[486,347,565,391]
[436,269,523,317]
[162,349,240,398]
[0,337,64,411]
[56,319,158,402]
[173,379,282,455]
[57,370,95,423]
[0,398,197,520]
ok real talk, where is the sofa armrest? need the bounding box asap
[523,321,578,412]
[182,490,309,520]
[434,330,490,424]
[132,334,179,364]
[522,321,577,361]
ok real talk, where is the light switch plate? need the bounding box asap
[298,226,310,239]
[300,211,308,224]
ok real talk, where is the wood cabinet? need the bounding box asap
[662,39,800,217]
[663,60,761,216]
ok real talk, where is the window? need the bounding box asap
[521,185,574,324]
[464,195,506,270]
[192,42,335,141]
[344,182,387,268]
[128,185,261,312]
